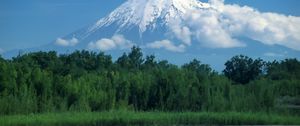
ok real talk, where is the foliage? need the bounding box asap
[223,55,265,84]
[0,46,299,116]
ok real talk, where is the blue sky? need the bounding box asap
[0,0,299,52]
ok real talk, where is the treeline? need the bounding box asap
[0,46,299,115]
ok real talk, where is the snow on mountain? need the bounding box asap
[89,0,211,34]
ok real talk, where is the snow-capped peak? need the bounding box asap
[89,0,210,34]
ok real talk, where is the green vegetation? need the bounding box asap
[0,46,299,125]
[1,111,299,126]
[224,55,265,84]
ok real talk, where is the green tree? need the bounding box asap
[266,59,300,80]
[0,49,298,115]
[0,55,4,62]
[116,53,130,69]
[223,55,265,84]
[143,55,157,69]
[128,46,144,69]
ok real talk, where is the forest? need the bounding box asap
[0,46,299,123]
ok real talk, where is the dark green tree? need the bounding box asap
[266,59,300,80]
[128,46,144,69]
[0,55,4,62]
[223,55,264,84]
[143,55,157,69]
[116,53,130,69]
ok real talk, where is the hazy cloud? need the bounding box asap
[146,40,186,52]
[0,48,4,54]
[88,34,134,51]
[264,52,287,57]
[55,37,79,47]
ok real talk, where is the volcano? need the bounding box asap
[54,0,213,51]
[4,0,300,71]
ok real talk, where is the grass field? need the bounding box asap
[0,111,299,126]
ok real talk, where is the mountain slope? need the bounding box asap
[89,0,210,34]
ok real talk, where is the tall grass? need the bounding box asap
[0,111,299,126]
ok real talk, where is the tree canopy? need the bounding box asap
[223,55,265,84]
[0,46,299,115]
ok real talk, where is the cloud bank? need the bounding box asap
[55,37,79,47]
[88,34,134,51]
[146,40,186,52]
[169,0,300,51]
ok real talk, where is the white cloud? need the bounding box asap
[88,34,134,51]
[55,37,79,47]
[209,0,225,8]
[184,9,246,48]
[165,0,300,50]
[169,20,192,46]
[146,40,186,52]
[217,3,300,51]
